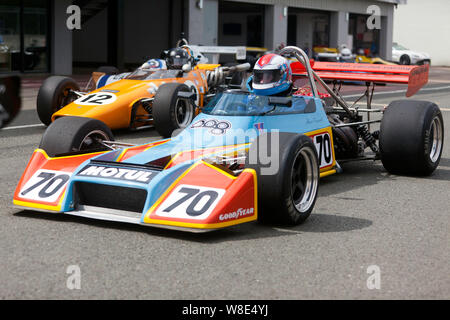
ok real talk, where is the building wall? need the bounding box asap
[72,8,108,65]
[225,0,394,15]
[123,0,171,65]
[394,0,450,66]
[67,0,399,74]
[218,12,252,46]
[52,0,73,75]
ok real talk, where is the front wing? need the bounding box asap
[13,149,257,232]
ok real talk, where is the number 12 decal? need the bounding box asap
[74,92,117,106]
[155,185,225,220]
[314,133,333,168]
[19,170,71,203]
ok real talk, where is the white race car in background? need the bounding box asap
[392,42,431,65]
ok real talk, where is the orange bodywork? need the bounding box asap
[144,161,257,230]
[51,69,210,130]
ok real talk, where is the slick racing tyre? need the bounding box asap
[39,116,114,157]
[380,100,444,176]
[152,83,195,138]
[96,66,119,75]
[246,132,320,225]
[37,76,80,126]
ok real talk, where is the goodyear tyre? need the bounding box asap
[380,100,444,176]
[39,116,114,157]
[37,76,80,126]
[246,132,320,225]
[152,83,195,138]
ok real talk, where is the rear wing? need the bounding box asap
[188,45,247,64]
[291,61,429,97]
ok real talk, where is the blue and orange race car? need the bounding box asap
[13,47,443,232]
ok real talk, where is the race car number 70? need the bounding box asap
[19,170,71,203]
[155,185,225,220]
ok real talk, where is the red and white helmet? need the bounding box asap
[251,54,292,96]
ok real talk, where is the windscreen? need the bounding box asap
[126,70,181,81]
[202,92,311,116]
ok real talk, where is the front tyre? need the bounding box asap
[380,100,444,176]
[246,133,320,225]
[39,116,114,157]
[152,83,195,138]
[37,76,80,126]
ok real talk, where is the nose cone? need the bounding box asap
[52,80,152,129]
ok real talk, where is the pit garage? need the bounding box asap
[348,13,381,56]
[218,1,265,48]
[288,8,331,57]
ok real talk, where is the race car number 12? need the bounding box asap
[75,93,117,106]
[19,170,71,203]
[155,185,225,220]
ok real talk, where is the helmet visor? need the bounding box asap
[170,57,188,68]
[253,69,282,85]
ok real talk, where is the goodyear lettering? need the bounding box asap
[78,166,154,184]
[219,208,254,221]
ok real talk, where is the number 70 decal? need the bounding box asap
[19,170,72,203]
[313,132,333,168]
[155,185,225,220]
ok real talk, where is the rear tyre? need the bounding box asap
[246,133,320,225]
[96,66,119,75]
[380,100,444,176]
[39,116,114,157]
[37,76,80,126]
[152,83,195,138]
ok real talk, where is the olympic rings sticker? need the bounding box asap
[191,119,232,135]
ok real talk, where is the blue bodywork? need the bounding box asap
[60,91,332,221]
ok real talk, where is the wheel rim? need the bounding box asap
[78,130,110,151]
[428,116,443,163]
[56,87,76,112]
[175,98,194,128]
[291,147,319,213]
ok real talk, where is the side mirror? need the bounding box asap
[268,96,292,107]
[0,76,21,129]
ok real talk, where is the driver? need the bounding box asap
[164,47,193,70]
[247,53,293,96]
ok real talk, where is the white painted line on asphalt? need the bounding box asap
[440,108,450,112]
[344,85,450,98]
[3,124,45,130]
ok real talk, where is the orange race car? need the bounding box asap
[36,45,249,138]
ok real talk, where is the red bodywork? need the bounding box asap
[290,61,429,97]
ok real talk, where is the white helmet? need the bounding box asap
[140,59,167,71]
[251,54,292,96]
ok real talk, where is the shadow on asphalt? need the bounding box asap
[439,158,450,168]
[318,159,390,198]
[14,209,372,244]
[11,150,447,243]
